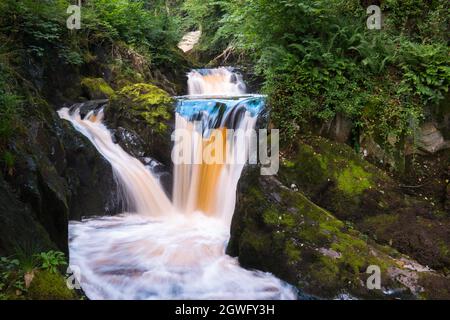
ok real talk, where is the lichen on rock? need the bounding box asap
[81,78,115,100]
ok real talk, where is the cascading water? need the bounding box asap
[59,68,297,300]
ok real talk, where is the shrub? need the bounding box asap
[35,251,67,274]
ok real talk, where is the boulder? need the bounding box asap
[277,136,450,272]
[417,122,450,154]
[228,168,450,299]
[0,100,119,254]
[0,174,55,256]
[105,83,175,167]
[81,78,115,100]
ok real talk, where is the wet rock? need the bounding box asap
[113,127,147,159]
[73,99,109,119]
[105,83,175,167]
[229,168,450,299]
[321,113,353,143]
[144,158,173,198]
[0,101,119,254]
[60,121,120,220]
[417,122,450,154]
[0,174,55,256]
[278,136,450,272]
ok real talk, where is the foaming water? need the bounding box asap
[69,214,297,300]
[187,67,246,96]
[58,108,173,215]
[59,68,297,300]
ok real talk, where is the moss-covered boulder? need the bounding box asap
[27,270,77,300]
[278,136,450,273]
[228,169,450,299]
[105,83,174,166]
[81,78,115,100]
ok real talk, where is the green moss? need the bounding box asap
[285,240,301,262]
[81,78,115,99]
[309,256,340,288]
[248,186,265,202]
[362,214,399,234]
[27,270,77,300]
[336,163,372,196]
[110,83,173,134]
[262,208,279,226]
[239,229,272,255]
[282,159,296,168]
[117,83,173,110]
[263,208,296,228]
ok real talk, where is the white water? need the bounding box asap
[60,68,297,300]
[187,67,246,96]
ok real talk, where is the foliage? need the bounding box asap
[35,251,67,274]
[183,0,449,164]
[0,0,182,67]
[0,257,25,299]
[0,250,68,299]
[396,41,450,105]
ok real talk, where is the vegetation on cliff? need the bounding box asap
[229,168,450,299]
[182,0,449,170]
[0,0,449,300]
[0,250,76,300]
[0,0,186,261]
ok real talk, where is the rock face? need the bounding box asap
[0,174,55,256]
[417,122,450,154]
[0,101,119,255]
[228,168,450,299]
[105,83,175,167]
[320,113,353,144]
[81,78,115,100]
[277,136,450,273]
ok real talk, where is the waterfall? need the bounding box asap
[59,68,297,300]
[58,108,173,216]
[187,67,246,96]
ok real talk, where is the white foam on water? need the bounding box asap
[59,68,297,300]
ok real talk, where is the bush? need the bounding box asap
[35,251,67,274]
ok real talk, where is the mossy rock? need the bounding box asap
[228,168,450,299]
[110,83,173,133]
[105,83,174,166]
[27,271,77,300]
[81,78,115,100]
[278,136,450,272]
